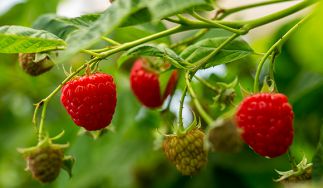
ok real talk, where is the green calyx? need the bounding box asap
[275,156,313,182]
[175,111,201,137]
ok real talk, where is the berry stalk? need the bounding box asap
[253,17,308,92]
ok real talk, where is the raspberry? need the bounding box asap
[61,73,117,131]
[18,53,54,76]
[163,129,208,175]
[26,146,63,183]
[206,118,243,153]
[235,93,294,158]
[130,58,178,108]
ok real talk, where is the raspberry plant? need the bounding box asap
[0,0,323,187]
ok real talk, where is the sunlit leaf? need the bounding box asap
[0,25,66,53]
[180,37,253,69]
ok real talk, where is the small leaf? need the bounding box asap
[118,44,186,69]
[62,155,75,178]
[146,0,210,21]
[0,25,66,53]
[180,37,253,69]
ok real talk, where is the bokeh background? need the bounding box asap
[0,0,323,187]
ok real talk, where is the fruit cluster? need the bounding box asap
[18,55,298,182]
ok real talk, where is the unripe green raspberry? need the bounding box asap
[18,53,54,76]
[26,146,63,183]
[163,129,208,176]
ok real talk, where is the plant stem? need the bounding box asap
[253,17,307,92]
[219,0,297,19]
[101,36,121,45]
[185,72,213,125]
[38,101,48,142]
[243,0,316,29]
[81,49,100,57]
[191,11,247,34]
[178,86,188,130]
[194,76,220,93]
[99,26,185,58]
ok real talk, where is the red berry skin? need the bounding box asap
[235,93,294,158]
[61,73,117,131]
[130,58,178,108]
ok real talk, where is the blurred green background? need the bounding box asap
[0,0,323,188]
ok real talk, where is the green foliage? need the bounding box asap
[118,44,185,68]
[0,26,66,53]
[180,37,253,68]
[0,0,322,187]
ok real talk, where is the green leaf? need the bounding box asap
[32,14,100,39]
[117,44,185,69]
[180,37,253,69]
[110,22,170,44]
[312,125,323,181]
[146,0,210,20]
[0,25,66,53]
[58,0,142,63]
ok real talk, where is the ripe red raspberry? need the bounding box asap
[235,93,294,158]
[130,58,178,108]
[61,73,117,131]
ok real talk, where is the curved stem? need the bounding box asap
[178,86,188,130]
[243,0,315,28]
[101,36,120,45]
[253,17,307,92]
[194,76,220,93]
[185,72,213,125]
[81,49,100,57]
[38,101,48,142]
[219,0,298,19]
[191,11,248,34]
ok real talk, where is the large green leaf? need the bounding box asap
[0,25,66,53]
[146,0,210,20]
[32,14,100,39]
[118,44,185,69]
[180,37,253,69]
[58,0,142,63]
